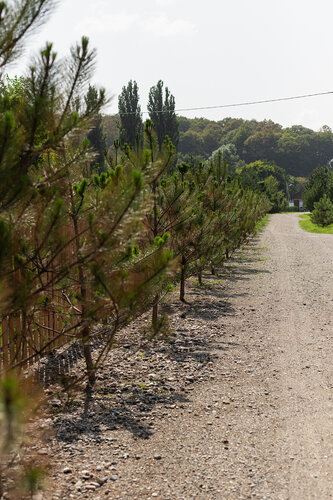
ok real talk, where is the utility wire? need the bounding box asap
[173,90,333,114]
[116,90,333,115]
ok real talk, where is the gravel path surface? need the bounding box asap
[42,213,333,499]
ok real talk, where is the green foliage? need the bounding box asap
[0,372,48,496]
[0,218,11,264]
[105,106,333,180]
[155,147,271,301]
[118,80,142,147]
[0,3,271,493]
[22,466,46,496]
[74,178,89,196]
[236,160,287,212]
[281,206,301,213]
[254,215,270,233]
[177,162,189,180]
[85,84,106,172]
[0,374,47,497]
[310,194,333,226]
[0,374,26,451]
[303,166,333,210]
[0,0,56,67]
[0,75,26,107]
[148,80,179,149]
[178,129,204,156]
[154,233,171,247]
[176,116,333,178]
[209,143,244,173]
[299,213,333,234]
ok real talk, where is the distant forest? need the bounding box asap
[103,114,333,178]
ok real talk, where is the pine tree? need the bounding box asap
[127,120,181,331]
[55,147,175,386]
[0,1,86,494]
[0,86,175,387]
[171,154,270,298]
[311,194,333,226]
[118,80,142,147]
[170,162,226,301]
[0,0,170,390]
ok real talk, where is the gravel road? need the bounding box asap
[45,213,333,499]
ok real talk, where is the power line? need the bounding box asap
[116,90,333,115]
[172,90,333,114]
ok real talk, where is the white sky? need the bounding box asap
[9,0,333,130]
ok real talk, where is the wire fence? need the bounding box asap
[0,226,80,373]
[0,286,71,372]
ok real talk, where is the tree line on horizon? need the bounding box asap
[90,80,333,214]
[85,82,303,213]
[100,81,333,182]
[177,117,333,178]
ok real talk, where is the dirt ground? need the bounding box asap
[40,213,333,499]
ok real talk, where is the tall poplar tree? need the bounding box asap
[147,80,179,149]
[85,84,106,172]
[118,79,142,147]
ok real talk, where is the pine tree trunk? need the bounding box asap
[226,249,229,259]
[180,256,186,302]
[211,267,215,275]
[151,178,160,330]
[82,323,95,387]
[69,186,96,388]
[198,270,203,285]
[0,464,3,499]
[152,298,159,333]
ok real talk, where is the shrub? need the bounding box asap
[311,194,333,226]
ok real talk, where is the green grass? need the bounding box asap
[137,382,149,390]
[299,214,333,234]
[255,214,270,233]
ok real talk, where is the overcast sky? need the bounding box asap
[9,0,333,130]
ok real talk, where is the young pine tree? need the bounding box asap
[311,194,333,226]
[0,0,172,383]
[124,121,182,331]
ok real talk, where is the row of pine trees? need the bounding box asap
[0,1,270,495]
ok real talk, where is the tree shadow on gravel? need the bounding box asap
[185,300,235,321]
[162,295,235,322]
[225,265,271,281]
[52,329,222,443]
[165,337,222,363]
[54,389,190,443]
[46,246,260,443]
[38,246,266,387]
